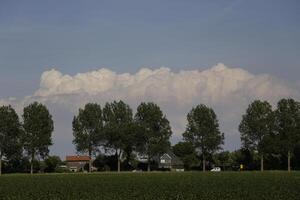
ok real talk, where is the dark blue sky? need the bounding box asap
[0,0,299,99]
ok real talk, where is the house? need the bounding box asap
[158,151,184,171]
[65,155,91,172]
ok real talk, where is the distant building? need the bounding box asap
[65,156,91,172]
[158,151,184,171]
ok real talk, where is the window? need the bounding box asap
[161,159,166,163]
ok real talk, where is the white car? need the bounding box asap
[210,167,221,172]
[132,169,143,172]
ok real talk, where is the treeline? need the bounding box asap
[239,99,300,172]
[0,98,300,174]
[72,101,173,172]
[0,102,53,174]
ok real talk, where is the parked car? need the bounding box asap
[210,167,221,172]
[132,169,143,172]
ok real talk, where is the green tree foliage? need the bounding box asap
[135,102,172,171]
[275,98,300,172]
[44,156,62,173]
[103,100,135,172]
[213,151,232,171]
[72,103,103,172]
[93,154,107,171]
[0,105,22,175]
[23,102,54,174]
[292,144,300,170]
[183,104,224,171]
[172,142,198,170]
[3,156,31,173]
[239,100,275,171]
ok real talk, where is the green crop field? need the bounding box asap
[0,172,299,200]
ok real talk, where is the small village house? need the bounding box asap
[158,151,184,171]
[65,156,91,172]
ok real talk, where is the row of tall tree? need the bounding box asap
[1,98,299,174]
[72,101,226,172]
[72,101,172,172]
[78,98,299,172]
[239,99,300,172]
[0,102,53,175]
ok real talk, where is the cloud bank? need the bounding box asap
[1,63,299,155]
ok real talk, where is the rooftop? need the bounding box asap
[66,156,90,162]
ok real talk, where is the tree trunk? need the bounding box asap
[0,153,2,176]
[288,151,291,172]
[202,154,206,172]
[260,154,264,172]
[30,153,34,175]
[89,151,92,173]
[117,157,121,173]
[115,150,121,173]
[147,158,151,172]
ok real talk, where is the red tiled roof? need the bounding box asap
[66,155,90,162]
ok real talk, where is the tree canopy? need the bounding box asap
[135,102,172,171]
[44,156,62,173]
[23,102,54,174]
[173,142,198,170]
[103,100,134,172]
[183,104,224,171]
[73,103,104,172]
[0,105,22,175]
[275,98,300,171]
[239,100,275,171]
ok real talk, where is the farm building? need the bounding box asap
[65,155,91,172]
[158,151,184,171]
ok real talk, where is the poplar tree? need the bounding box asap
[135,102,172,171]
[239,100,275,171]
[103,101,134,172]
[275,98,300,172]
[183,104,224,171]
[23,102,53,174]
[73,103,103,172]
[0,105,21,175]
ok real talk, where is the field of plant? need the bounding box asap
[0,172,299,200]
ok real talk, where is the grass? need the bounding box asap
[0,172,299,200]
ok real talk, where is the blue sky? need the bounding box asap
[0,0,300,156]
[1,0,300,98]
